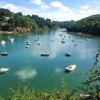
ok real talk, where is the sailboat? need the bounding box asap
[0,68,9,74]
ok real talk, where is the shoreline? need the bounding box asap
[0,31,17,35]
[67,31,100,37]
[0,26,33,35]
[0,28,56,35]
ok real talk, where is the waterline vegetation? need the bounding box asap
[80,49,100,100]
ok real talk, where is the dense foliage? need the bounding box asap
[66,15,100,36]
[81,49,100,100]
[57,20,75,29]
[7,81,78,100]
[0,8,58,32]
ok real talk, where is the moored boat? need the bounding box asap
[80,94,91,100]
[26,41,31,45]
[40,53,50,57]
[0,68,9,74]
[10,38,14,43]
[1,40,6,46]
[74,44,77,46]
[26,45,29,48]
[65,53,71,57]
[65,64,76,72]
[1,52,8,56]
[61,40,65,43]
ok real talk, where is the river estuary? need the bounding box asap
[0,28,100,98]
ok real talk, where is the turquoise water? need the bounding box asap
[0,29,100,98]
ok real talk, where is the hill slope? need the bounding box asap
[0,8,58,33]
[67,14,100,36]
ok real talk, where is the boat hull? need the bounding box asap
[65,65,76,72]
[40,54,49,56]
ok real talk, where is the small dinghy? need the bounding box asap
[61,40,65,43]
[1,52,8,56]
[0,68,9,74]
[1,40,6,46]
[10,38,14,43]
[40,53,50,57]
[65,64,76,72]
[72,40,75,42]
[26,45,29,48]
[74,44,77,46]
[26,41,31,45]
[65,53,71,57]
[26,42,31,45]
[38,43,41,45]
[37,41,41,45]
[68,36,71,38]
[80,94,91,100]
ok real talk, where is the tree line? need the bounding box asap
[0,8,58,32]
[62,15,100,36]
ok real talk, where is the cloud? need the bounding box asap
[16,67,37,80]
[40,3,49,9]
[31,0,49,9]
[79,5,99,18]
[93,0,100,4]
[49,1,74,21]
[81,5,89,10]
[31,0,42,5]
[50,1,72,13]
[50,1,63,9]
[0,3,18,12]
[0,2,37,15]
[0,1,100,21]
[80,8,98,15]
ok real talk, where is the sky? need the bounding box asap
[0,0,100,21]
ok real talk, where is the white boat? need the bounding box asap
[65,64,76,72]
[1,52,8,56]
[1,40,6,46]
[10,38,14,43]
[0,68,9,74]
[26,45,29,48]
[80,94,91,100]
